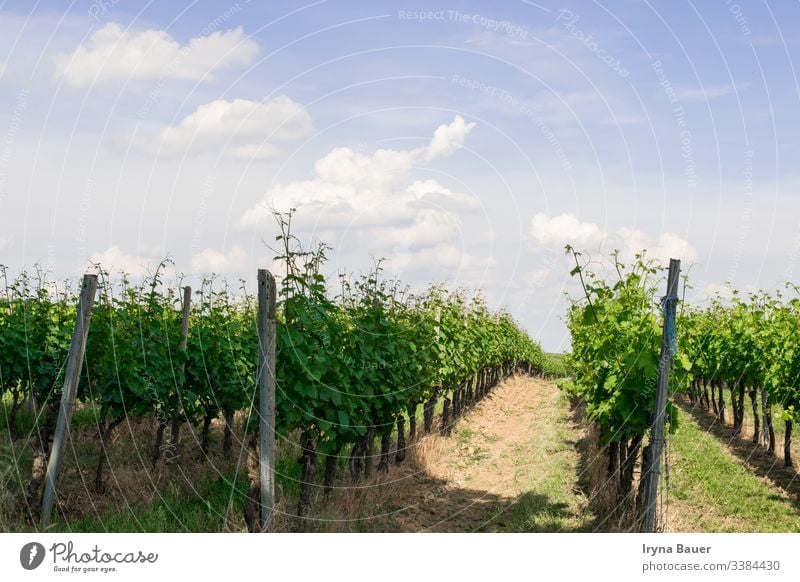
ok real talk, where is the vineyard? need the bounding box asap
[4,229,800,533]
[564,248,800,531]
[0,216,553,531]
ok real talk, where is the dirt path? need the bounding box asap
[365,375,596,532]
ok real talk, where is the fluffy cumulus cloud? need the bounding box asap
[89,245,155,277]
[407,179,480,210]
[424,114,476,160]
[390,243,493,273]
[240,115,482,276]
[527,213,696,265]
[241,115,476,225]
[143,96,314,159]
[191,245,246,273]
[55,23,258,87]
[617,227,697,264]
[528,212,604,250]
[368,209,461,248]
[90,245,250,278]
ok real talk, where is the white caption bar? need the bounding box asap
[1,533,798,581]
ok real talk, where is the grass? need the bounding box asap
[456,427,475,444]
[501,390,595,532]
[736,391,796,461]
[544,352,569,365]
[56,474,250,532]
[0,386,454,532]
[1,399,101,439]
[13,376,796,533]
[542,352,570,378]
[687,385,799,467]
[667,408,800,532]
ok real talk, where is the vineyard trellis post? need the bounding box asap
[40,273,98,527]
[257,269,277,529]
[169,285,192,461]
[642,258,681,533]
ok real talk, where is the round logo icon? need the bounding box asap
[20,542,46,570]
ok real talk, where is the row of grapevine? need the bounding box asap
[564,247,800,528]
[562,250,690,521]
[1,220,546,526]
[680,290,800,465]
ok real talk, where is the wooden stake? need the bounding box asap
[41,274,98,527]
[257,270,277,530]
[642,258,680,533]
[169,286,191,458]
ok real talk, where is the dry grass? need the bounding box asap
[2,375,597,532]
[1,411,256,531]
[570,402,641,532]
[296,375,596,533]
[281,434,449,532]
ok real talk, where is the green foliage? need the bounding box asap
[0,266,74,418]
[84,263,186,426]
[184,278,256,429]
[680,288,800,423]
[542,353,570,378]
[269,211,543,454]
[564,249,684,443]
[1,213,545,461]
[566,247,800,444]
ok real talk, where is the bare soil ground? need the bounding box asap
[317,375,597,532]
[7,377,797,532]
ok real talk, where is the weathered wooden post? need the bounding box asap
[41,274,98,527]
[642,258,680,533]
[257,269,277,529]
[168,285,192,461]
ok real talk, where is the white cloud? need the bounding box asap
[407,179,480,210]
[191,245,246,273]
[370,209,461,248]
[0,237,7,251]
[89,246,155,277]
[313,145,418,191]
[617,227,697,264]
[528,212,604,250]
[143,96,313,159]
[0,61,6,81]
[55,22,258,87]
[226,143,281,161]
[239,116,481,279]
[527,214,696,266]
[390,243,494,274]
[240,115,478,228]
[424,115,476,160]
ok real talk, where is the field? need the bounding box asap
[3,241,800,533]
[4,369,799,532]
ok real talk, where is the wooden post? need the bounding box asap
[41,274,98,527]
[257,270,277,530]
[169,286,192,459]
[642,258,680,533]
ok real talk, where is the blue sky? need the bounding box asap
[1,0,799,350]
